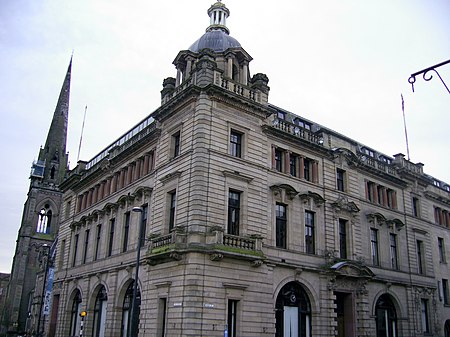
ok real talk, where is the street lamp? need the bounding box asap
[130,207,144,337]
[36,244,50,337]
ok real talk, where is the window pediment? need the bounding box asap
[298,191,325,207]
[270,184,298,200]
[330,261,375,278]
[330,196,360,214]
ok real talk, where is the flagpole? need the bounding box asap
[401,94,411,161]
[77,105,87,162]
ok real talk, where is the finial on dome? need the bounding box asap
[207,1,230,34]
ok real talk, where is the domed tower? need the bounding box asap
[161,0,269,106]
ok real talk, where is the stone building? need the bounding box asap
[43,2,450,336]
[4,60,71,336]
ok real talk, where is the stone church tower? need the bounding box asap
[5,59,71,336]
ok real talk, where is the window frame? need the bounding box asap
[230,130,242,158]
[305,211,315,254]
[390,233,399,270]
[275,203,287,249]
[370,228,379,266]
[336,168,345,192]
[228,190,241,236]
[167,191,176,231]
[338,219,347,259]
[107,218,115,257]
[123,212,130,253]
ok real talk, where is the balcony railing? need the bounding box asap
[272,118,324,146]
[214,72,259,103]
[148,228,263,256]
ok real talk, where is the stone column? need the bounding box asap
[299,156,305,179]
[227,57,233,78]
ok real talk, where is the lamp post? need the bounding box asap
[130,207,144,337]
[36,244,50,337]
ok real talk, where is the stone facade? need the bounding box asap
[39,2,450,337]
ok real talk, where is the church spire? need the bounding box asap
[31,58,71,185]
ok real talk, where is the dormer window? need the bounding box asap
[361,147,375,158]
[294,118,311,131]
[379,156,392,164]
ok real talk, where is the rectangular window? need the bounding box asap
[370,228,379,266]
[443,279,449,305]
[227,299,239,337]
[290,154,297,177]
[140,205,148,247]
[108,218,115,257]
[157,298,167,337]
[412,197,420,217]
[230,130,242,158]
[228,190,240,236]
[438,237,446,263]
[172,131,181,158]
[168,192,176,231]
[275,149,283,172]
[82,229,90,264]
[277,111,285,120]
[338,219,347,259]
[303,158,311,181]
[336,169,345,192]
[72,234,79,267]
[59,239,66,269]
[421,299,429,333]
[123,212,130,252]
[377,185,384,205]
[305,211,315,254]
[387,189,396,209]
[65,200,71,219]
[275,203,287,249]
[417,240,424,274]
[390,233,398,270]
[366,181,375,203]
[94,224,101,261]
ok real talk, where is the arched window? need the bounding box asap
[275,282,312,337]
[37,205,52,234]
[375,294,397,337]
[92,286,107,337]
[121,281,141,337]
[69,290,82,337]
[50,166,56,179]
[445,320,450,337]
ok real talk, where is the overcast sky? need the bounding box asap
[0,0,449,273]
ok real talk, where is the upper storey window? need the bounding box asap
[37,205,52,234]
[379,155,392,164]
[230,130,242,158]
[293,118,311,131]
[172,131,181,158]
[272,146,319,183]
[361,147,375,158]
[277,111,285,120]
[365,181,397,210]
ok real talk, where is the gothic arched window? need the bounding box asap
[375,294,397,337]
[275,281,312,337]
[37,205,52,234]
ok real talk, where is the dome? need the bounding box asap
[188,29,241,53]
